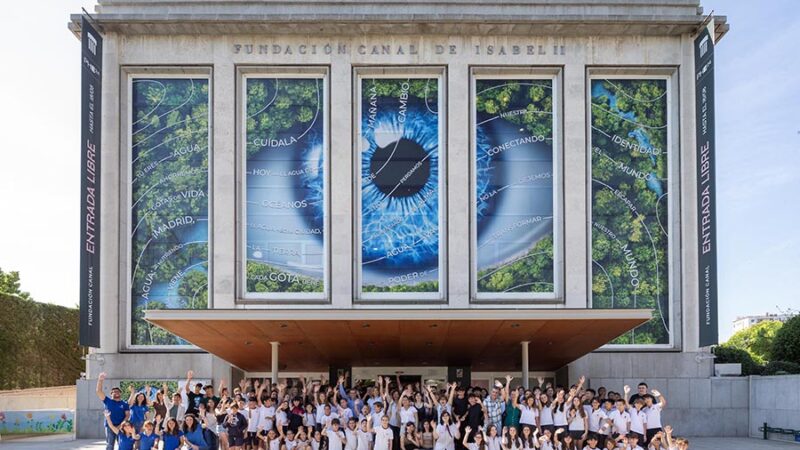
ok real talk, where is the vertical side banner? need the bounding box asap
[80,17,102,348]
[695,25,718,347]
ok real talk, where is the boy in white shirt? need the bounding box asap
[624,433,643,450]
[258,398,276,435]
[643,391,665,443]
[326,419,348,450]
[607,400,630,439]
[626,399,646,441]
[374,415,394,450]
[583,433,600,450]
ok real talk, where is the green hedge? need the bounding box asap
[0,293,83,389]
[761,360,800,375]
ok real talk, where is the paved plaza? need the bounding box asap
[1,436,799,450]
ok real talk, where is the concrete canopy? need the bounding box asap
[144,308,652,372]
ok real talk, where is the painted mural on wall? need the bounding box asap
[474,78,555,296]
[130,78,210,346]
[590,78,670,345]
[359,77,442,294]
[0,410,74,434]
[244,77,326,295]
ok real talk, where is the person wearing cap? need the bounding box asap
[96,372,131,450]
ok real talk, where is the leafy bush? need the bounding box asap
[726,320,782,364]
[761,360,800,375]
[713,344,762,375]
[771,315,800,364]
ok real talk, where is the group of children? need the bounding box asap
[96,370,689,450]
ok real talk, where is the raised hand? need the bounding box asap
[651,389,661,397]
[505,375,513,383]
[555,428,564,435]
[129,385,135,393]
[664,425,673,435]
[578,376,585,385]
[99,372,107,381]
[465,426,472,434]
[187,370,194,379]
[623,385,631,394]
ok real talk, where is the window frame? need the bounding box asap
[353,66,448,303]
[123,67,213,351]
[237,66,331,303]
[585,67,680,350]
[469,67,564,304]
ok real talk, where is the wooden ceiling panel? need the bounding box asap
[145,309,651,372]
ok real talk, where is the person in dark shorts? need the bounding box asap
[224,403,249,450]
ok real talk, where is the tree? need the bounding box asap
[0,267,31,300]
[725,320,782,364]
[771,315,800,365]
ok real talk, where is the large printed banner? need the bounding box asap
[130,77,210,346]
[590,79,671,345]
[474,78,555,297]
[695,27,719,347]
[359,77,442,296]
[79,17,102,347]
[244,77,326,295]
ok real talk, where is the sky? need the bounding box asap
[0,0,797,342]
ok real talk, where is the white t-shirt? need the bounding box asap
[305,412,317,428]
[552,404,568,427]
[375,426,394,450]
[399,406,418,426]
[628,408,646,435]
[434,424,458,450]
[286,439,299,450]
[567,407,585,431]
[486,435,501,450]
[246,407,261,432]
[269,438,282,450]
[371,411,386,426]
[340,408,354,425]
[327,429,347,450]
[357,429,373,450]
[588,408,607,433]
[644,404,662,430]
[276,410,288,428]
[345,428,358,450]
[539,405,554,426]
[608,410,630,435]
[519,405,538,426]
[320,412,340,430]
[259,406,276,431]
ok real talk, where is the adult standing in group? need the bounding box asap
[483,378,508,431]
[96,372,131,450]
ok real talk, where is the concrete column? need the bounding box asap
[521,341,530,389]
[271,342,280,384]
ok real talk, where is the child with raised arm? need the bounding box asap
[433,413,461,450]
[643,391,665,444]
[104,412,139,450]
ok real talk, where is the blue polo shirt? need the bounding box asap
[130,404,148,425]
[139,432,159,450]
[103,396,130,427]
[118,434,137,450]
[162,431,183,450]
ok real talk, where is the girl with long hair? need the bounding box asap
[182,413,209,450]
[501,424,522,450]
[432,412,460,450]
[157,417,184,450]
[566,397,587,446]
[127,385,150,433]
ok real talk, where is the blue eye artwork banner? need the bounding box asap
[130,77,210,346]
[244,77,326,295]
[359,77,442,295]
[590,78,670,345]
[474,78,555,297]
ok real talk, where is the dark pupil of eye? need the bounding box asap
[370,138,430,197]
